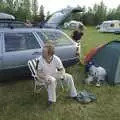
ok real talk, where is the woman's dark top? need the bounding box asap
[72,30,83,42]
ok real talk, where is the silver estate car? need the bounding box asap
[0,28,80,80]
[0,7,82,80]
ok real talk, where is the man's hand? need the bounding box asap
[37,70,47,80]
[55,68,65,80]
[57,68,65,73]
[46,78,51,85]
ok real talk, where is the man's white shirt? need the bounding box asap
[38,55,64,77]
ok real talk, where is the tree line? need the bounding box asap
[72,1,120,25]
[0,0,120,26]
[0,0,47,24]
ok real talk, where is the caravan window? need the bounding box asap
[110,23,114,27]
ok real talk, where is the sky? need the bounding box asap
[38,0,120,14]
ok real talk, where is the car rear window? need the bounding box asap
[37,30,73,46]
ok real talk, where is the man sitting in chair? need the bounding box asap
[37,43,78,105]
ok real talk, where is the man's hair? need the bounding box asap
[44,42,55,56]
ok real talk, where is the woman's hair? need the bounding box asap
[44,42,55,56]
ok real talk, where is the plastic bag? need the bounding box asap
[77,90,97,104]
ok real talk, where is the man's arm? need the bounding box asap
[54,55,66,79]
[37,70,51,85]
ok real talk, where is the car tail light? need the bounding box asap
[76,46,80,56]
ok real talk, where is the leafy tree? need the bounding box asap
[83,7,94,25]
[107,9,116,20]
[93,1,107,25]
[0,0,6,11]
[21,0,31,20]
[1,0,120,26]
[39,5,45,22]
[31,0,38,16]
[115,5,120,20]
[46,11,51,21]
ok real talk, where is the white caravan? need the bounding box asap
[98,20,120,33]
[64,20,84,29]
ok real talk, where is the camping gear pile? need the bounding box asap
[85,61,107,87]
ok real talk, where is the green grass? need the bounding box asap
[1,27,120,120]
[64,26,120,60]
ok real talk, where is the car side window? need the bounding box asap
[4,32,40,52]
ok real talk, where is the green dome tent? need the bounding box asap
[87,41,120,85]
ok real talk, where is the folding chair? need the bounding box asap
[28,58,47,93]
[28,58,65,94]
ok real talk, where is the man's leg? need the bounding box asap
[63,73,77,97]
[47,76,57,102]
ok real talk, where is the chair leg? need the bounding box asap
[34,83,44,93]
[34,83,37,93]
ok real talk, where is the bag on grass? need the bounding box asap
[77,90,97,104]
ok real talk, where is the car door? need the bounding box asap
[0,32,2,70]
[2,32,42,70]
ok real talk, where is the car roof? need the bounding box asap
[0,28,61,33]
[0,27,75,45]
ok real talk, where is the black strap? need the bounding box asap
[36,59,39,70]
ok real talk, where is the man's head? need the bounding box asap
[42,43,55,59]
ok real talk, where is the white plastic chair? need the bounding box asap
[28,58,64,93]
[28,58,47,93]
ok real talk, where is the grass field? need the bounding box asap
[1,27,120,120]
